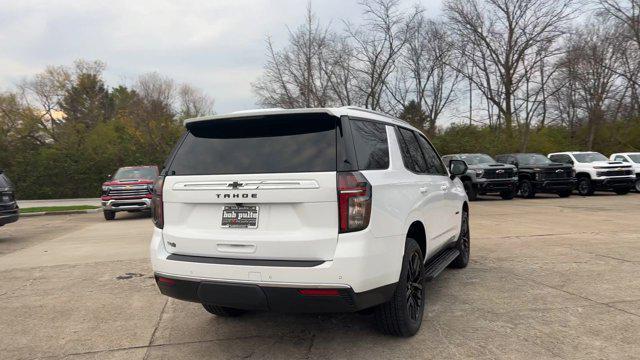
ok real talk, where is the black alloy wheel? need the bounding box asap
[406,250,425,322]
[519,180,535,198]
[577,177,593,196]
[450,209,470,268]
[375,238,425,337]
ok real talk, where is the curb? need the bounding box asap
[20,208,101,217]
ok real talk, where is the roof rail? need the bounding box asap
[342,106,410,125]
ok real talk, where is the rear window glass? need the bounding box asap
[170,114,337,175]
[351,120,389,170]
[398,128,428,173]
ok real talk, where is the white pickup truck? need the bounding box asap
[609,153,640,192]
[548,152,635,195]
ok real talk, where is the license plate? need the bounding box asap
[221,205,259,228]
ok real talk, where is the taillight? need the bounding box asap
[152,176,164,229]
[337,171,372,233]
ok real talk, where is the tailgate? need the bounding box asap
[162,173,338,260]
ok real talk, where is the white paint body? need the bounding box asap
[549,152,635,181]
[610,153,640,175]
[150,107,468,293]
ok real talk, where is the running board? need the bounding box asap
[424,248,460,281]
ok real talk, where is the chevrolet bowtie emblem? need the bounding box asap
[227,181,244,189]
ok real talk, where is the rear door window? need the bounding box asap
[350,120,389,170]
[169,114,337,175]
[397,128,428,173]
[415,133,447,176]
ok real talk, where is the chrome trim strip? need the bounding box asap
[173,180,320,191]
[154,271,350,289]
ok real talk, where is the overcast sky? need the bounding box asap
[0,0,443,114]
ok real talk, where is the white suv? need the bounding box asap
[548,151,635,195]
[610,153,640,192]
[150,107,470,337]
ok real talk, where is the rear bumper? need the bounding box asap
[150,227,404,301]
[592,177,635,190]
[101,198,151,212]
[154,274,396,312]
[532,179,575,192]
[0,208,19,226]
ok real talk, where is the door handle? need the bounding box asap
[419,187,428,193]
[440,184,449,191]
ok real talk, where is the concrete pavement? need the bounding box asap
[17,198,101,208]
[1,194,639,359]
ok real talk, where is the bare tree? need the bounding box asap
[397,16,461,133]
[555,21,626,149]
[253,4,337,108]
[345,0,420,111]
[444,0,576,138]
[177,84,215,119]
[135,72,176,107]
[597,0,640,116]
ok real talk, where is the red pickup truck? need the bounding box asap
[101,166,159,220]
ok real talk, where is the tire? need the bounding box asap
[202,304,246,317]
[500,190,515,200]
[450,208,470,269]
[577,177,594,196]
[634,179,640,192]
[374,238,425,337]
[463,180,478,201]
[558,190,572,198]
[615,188,630,195]
[519,179,536,199]
[103,210,116,221]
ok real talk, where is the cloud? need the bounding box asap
[0,0,441,113]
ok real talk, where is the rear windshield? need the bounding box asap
[169,114,337,175]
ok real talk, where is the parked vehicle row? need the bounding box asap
[443,151,639,200]
[0,170,19,227]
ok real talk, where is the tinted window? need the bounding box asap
[573,152,608,163]
[415,133,447,175]
[170,115,336,175]
[0,174,9,188]
[615,155,628,162]
[113,167,157,181]
[516,154,552,165]
[551,154,573,164]
[398,128,427,173]
[350,120,389,170]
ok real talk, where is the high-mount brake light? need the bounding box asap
[337,171,372,233]
[152,176,164,229]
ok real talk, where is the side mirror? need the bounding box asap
[449,159,468,180]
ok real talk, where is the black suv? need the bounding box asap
[442,153,518,201]
[0,170,19,226]
[494,153,574,198]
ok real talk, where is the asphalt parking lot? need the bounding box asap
[1,194,639,360]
